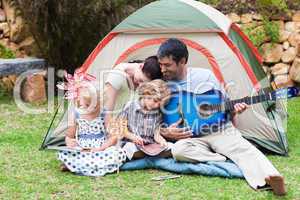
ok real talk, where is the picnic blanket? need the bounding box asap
[120,157,244,178]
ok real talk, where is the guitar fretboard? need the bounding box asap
[210,93,274,112]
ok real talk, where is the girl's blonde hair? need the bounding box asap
[75,86,102,111]
[138,79,171,105]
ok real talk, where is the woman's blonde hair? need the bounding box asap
[138,79,171,105]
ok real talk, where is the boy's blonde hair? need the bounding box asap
[138,79,171,105]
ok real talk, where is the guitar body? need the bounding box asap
[163,90,228,136]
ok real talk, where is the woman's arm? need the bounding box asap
[104,65,128,111]
[104,83,119,111]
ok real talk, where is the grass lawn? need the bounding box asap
[0,95,299,200]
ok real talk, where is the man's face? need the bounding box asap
[158,56,185,81]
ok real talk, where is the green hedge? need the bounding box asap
[0,44,16,59]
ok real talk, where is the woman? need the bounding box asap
[104,56,162,113]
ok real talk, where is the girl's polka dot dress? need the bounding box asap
[58,110,126,176]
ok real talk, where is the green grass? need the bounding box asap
[0,95,300,200]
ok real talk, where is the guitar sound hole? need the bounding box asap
[198,104,214,118]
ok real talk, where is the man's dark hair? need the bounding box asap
[142,55,162,80]
[157,38,188,64]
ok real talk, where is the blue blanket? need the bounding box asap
[120,157,244,178]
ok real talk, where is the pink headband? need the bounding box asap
[57,70,96,99]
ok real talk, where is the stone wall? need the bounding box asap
[0,0,41,57]
[0,0,44,99]
[227,11,300,88]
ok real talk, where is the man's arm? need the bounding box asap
[154,127,168,146]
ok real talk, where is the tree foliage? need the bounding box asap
[8,0,152,73]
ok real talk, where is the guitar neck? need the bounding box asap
[225,93,274,112]
[208,93,274,112]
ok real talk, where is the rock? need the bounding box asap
[0,76,14,91]
[8,41,18,52]
[270,12,292,21]
[2,0,30,43]
[270,63,290,75]
[0,74,17,92]
[241,22,256,30]
[252,13,263,21]
[283,41,290,50]
[227,13,240,23]
[10,16,29,43]
[241,14,252,24]
[0,22,9,37]
[285,22,297,32]
[296,22,300,30]
[288,32,300,47]
[18,36,41,57]
[292,11,300,22]
[15,50,27,58]
[279,30,291,42]
[0,9,6,22]
[281,47,297,63]
[261,43,283,63]
[273,74,294,88]
[262,65,271,74]
[0,38,9,46]
[290,58,300,82]
[8,74,17,84]
[274,20,285,31]
[21,73,46,103]
[2,0,14,23]
[297,44,300,56]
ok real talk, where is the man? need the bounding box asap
[158,38,286,196]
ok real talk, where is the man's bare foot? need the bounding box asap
[265,175,286,196]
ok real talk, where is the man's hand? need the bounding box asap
[233,103,249,115]
[160,119,193,141]
[65,136,78,148]
[154,134,168,147]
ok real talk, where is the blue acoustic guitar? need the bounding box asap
[162,87,299,136]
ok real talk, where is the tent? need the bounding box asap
[41,0,288,155]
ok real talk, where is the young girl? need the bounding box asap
[57,77,126,176]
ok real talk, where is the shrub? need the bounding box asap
[0,44,16,59]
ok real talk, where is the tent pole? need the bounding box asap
[39,99,64,150]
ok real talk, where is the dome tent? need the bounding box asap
[41,0,288,155]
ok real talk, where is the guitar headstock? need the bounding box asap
[272,87,300,100]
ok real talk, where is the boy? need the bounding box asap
[119,79,172,160]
